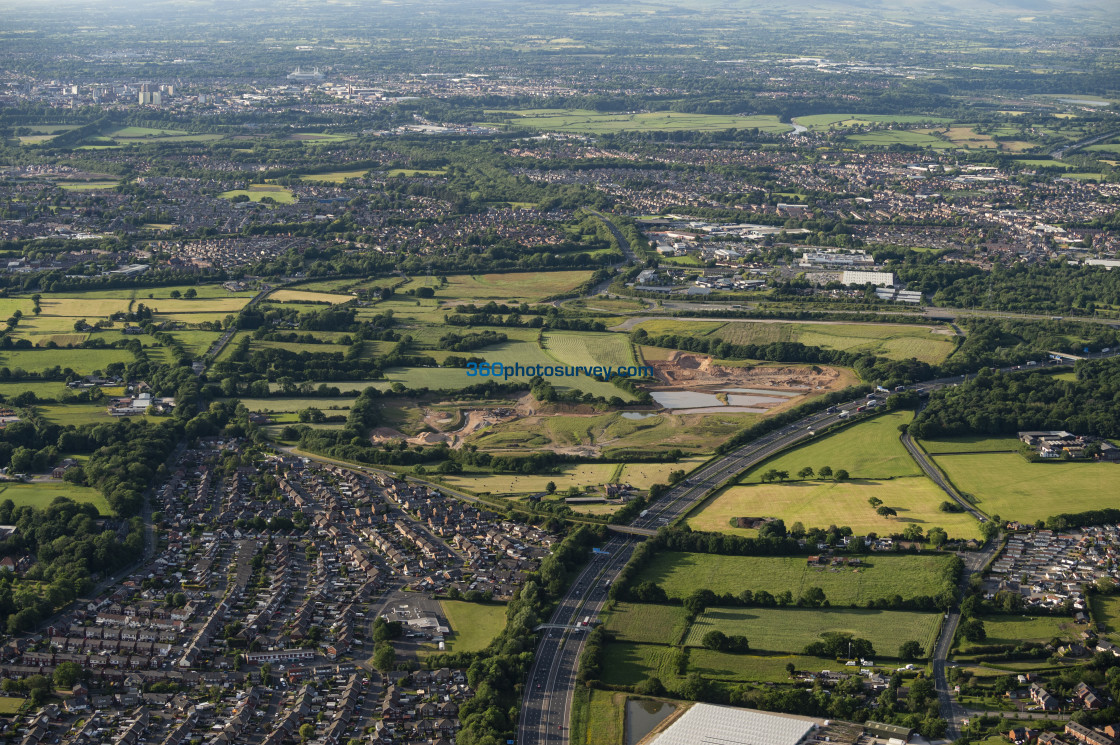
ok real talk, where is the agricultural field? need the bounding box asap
[741,410,921,482]
[441,271,593,303]
[602,602,691,644]
[685,606,943,656]
[37,403,123,426]
[486,109,791,134]
[386,168,447,177]
[692,477,982,539]
[920,125,999,149]
[218,184,296,203]
[956,615,1073,652]
[435,600,507,654]
[793,114,952,131]
[600,642,687,688]
[0,482,112,515]
[579,689,626,745]
[932,453,1120,523]
[56,181,119,191]
[711,321,958,364]
[541,331,636,369]
[632,552,956,606]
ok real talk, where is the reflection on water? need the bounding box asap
[625,698,676,745]
[621,412,658,420]
[650,391,722,408]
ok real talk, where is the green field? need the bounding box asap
[600,642,686,687]
[56,181,119,191]
[917,436,1021,453]
[692,477,981,539]
[437,600,507,653]
[686,606,943,656]
[487,109,791,134]
[848,131,952,148]
[633,552,955,606]
[581,689,626,745]
[742,410,920,482]
[0,348,132,374]
[600,640,837,687]
[442,457,707,495]
[218,184,296,203]
[630,319,726,337]
[442,271,592,303]
[933,453,1120,523]
[0,482,112,515]
[958,615,1074,651]
[542,331,636,369]
[1091,595,1120,644]
[794,114,952,131]
[298,169,371,182]
[712,322,957,364]
[0,697,22,714]
[268,289,353,304]
[386,168,448,177]
[602,602,691,644]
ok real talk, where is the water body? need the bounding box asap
[626,699,676,745]
[726,393,789,407]
[621,412,658,420]
[790,121,809,134]
[1057,98,1109,106]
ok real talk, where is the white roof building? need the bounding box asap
[651,703,816,745]
[842,270,895,287]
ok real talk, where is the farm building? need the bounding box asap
[650,703,817,745]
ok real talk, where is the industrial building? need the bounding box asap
[842,270,896,287]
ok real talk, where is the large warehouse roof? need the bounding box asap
[651,703,816,745]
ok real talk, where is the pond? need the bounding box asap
[620,412,658,420]
[625,698,676,745]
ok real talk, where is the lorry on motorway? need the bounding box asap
[639,509,650,518]
[838,410,850,419]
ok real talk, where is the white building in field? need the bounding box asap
[651,703,817,745]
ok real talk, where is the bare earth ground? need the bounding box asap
[649,351,843,392]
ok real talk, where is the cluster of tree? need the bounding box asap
[804,631,874,659]
[933,262,1120,316]
[0,497,144,633]
[437,330,507,352]
[910,359,1120,439]
[701,629,750,654]
[444,311,609,332]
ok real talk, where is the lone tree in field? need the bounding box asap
[798,467,814,479]
[546,481,556,494]
[876,505,897,519]
[899,640,923,660]
[818,466,833,477]
[868,496,883,509]
[834,469,850,481]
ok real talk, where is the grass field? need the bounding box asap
[487,109,791,134]
[37,404,120,426]
[218,185,296,203]
[0,697,22,714]
[630,319,726,337]
[386,168,447,177]
[917,436,1021,453]
[541,331,636,369]
[712,322,957,364]
[581,689,626,745]
[268,290,353,304]
[741,410,920,482]
[692,477,981,539]
[437,600,507,653]
[442,457,709,495]
[0,348,132,374]
[297,169,370,182]
[633,552,955,606]
[1091,595,1120,644]
[933,453,1120,523]
[603,602,691,644]
[0,482,112,515]
[689,650,839,683]
[957,615,1073,651]
[56,181,119,191]
[686,606,942,656]
[442,271,592,303]
[921,125,999,149]
[794,114,951,131]
[848,131,952,148]
[600,642,686,687]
